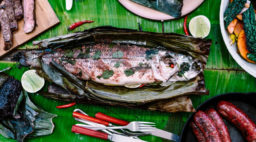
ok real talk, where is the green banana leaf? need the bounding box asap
[0,0,256,142]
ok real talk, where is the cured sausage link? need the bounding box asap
[206,108,231,142]
[193,110,222,142]
[217,101,256,142]
[190,121,206,142]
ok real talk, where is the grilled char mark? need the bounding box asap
[0,1,13,50]
[190,122,206,142]
[5,0,18,31]
[217,101,256,142]
[23,0,35,33]
[13,0,23,20]
[206,108,231,142]
[193,111,222,142]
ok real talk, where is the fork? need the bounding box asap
[83,121,155,132]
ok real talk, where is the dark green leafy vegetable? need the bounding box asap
[224,0,247,28]
[131,0,183,18]
[243,5,256,61]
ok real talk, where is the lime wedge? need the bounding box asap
[189,15,211,38]
[21,70,45,93]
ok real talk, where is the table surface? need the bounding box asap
[1,0,256,142]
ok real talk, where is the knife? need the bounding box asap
[72,125,146,142]
[95,112,180,141]
[66,0,73,11]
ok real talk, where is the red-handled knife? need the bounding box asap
[95,112,129,126]
[72,125,146,142]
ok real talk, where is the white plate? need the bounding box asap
[118,0,205,21]
[220,0,256,78]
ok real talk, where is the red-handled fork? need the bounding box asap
[73,111,110,126]
[95,112,180,141]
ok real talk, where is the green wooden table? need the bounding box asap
[1,0,256,141]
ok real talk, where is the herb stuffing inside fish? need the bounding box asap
[130,0,183,18]
[41,43,203,88]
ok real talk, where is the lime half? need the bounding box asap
[21,70,45,93]
[189,15,211,38]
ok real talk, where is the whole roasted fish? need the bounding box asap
[16,26,211,112]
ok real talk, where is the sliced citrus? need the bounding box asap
[21,70,45,93]
[189,15,211,38]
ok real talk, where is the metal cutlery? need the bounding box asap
[72,109,146,142]
[72,125,146,142]
[80,121,155,132]
[95,112,180,142]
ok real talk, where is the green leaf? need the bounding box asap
[98,70,114,79]
[64,50,74,58]
[93,50,101,60]
[66,60,76,65]
[114,62,121,68]
[112,51,123,58]
[124,69,135,77]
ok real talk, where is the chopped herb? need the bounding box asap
[109,44,114,48]
[112,51,123,58]
[78,48,90,58]
[64,50,74,58]
[67,60,76,65]
[146,49,158,60]
[78,71,82,77]
[178,62,190,77]
[114,62,121,68]
[124,69,135,77]
[93,50,101,60]
[97,70,114,79]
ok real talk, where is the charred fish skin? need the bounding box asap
[0,1,13,50]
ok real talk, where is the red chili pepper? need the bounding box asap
[139,84,145,88]
[170,64,174,68]
[184,16,190,36]
[56,102,76,109]
[68,20,94,31]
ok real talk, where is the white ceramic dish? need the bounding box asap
[118,0,204,21]
[220,0,256,78]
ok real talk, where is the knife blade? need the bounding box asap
[110,134,146,142]
[149,127,179,142]
[66,0,73,11]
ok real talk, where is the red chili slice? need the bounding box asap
[184,16,190,36]
[56,102,76,109]
[68,20,94,31]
